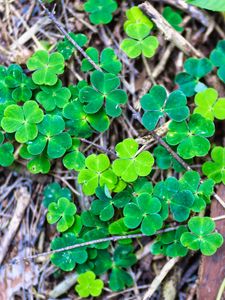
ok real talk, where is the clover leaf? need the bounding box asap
[75,271,104,298]
[42,182,72,208]
[124,6,153,30]
[121,23,159,58]
[57,32,88,60]
[36,80,71,111]
[81,47,122,75]
[51,233,88,271]
[210,40,225,83]
[63,101,110,137]
[47,197,77,232]
[163,6,183,32]
[0,66,12,102]
[112,138,154,182]
[153,177,194,222]
[0,132,14,167]
[27,114,72,159]
[78,154,117,195]
[4,64,36,102]
[179,171,214,212]
[91,187,132,221]
[194,88,225,121]
[166,113,215,159]
[175,58,213,96]
[132,177,153,196]
[27,50,65,85]
[79,70,127,117]
[81,211,109,249]
[84,0,117,25]
[123,193,163,235]
[202,146,225,183]
[151,226,188,257]
[180,217,223,255]
[153,144,188,172]
[1,100,44,143]
[63,140,85,171]
[141,85,189,130]
[109,245,136,291]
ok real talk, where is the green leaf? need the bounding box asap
[36,80,71,111]
[166,114,215,159]
[210,40,225,83]
[181,217,224,255]
[202,146,225,184]
[75,271,104,298]
[1,101,44,143]
[0,132,14,167]
[47,197,76,232]
[57,32,88,60]
[151,226,188,257]
[27,114,72,159]
[27,154,51,174]
[27,50,65,85]
[123,193,163,235]
[79,70,127,117]
[81,47,122,75]
[141,85,189,130]
[186,0,225,11]
[163,6,183,32]
[63,150,85,171]
[78,154,117,195]
[194,88,225,120]
[112,138,154,182]
[51,233,88,271]
[124,6,153,30]
[42,182,72,208]
[175,58,213,96]
[109,268,133,291]
[84,0,117,25]
[121,24,158,58]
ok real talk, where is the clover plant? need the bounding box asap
[84,0,118,25]
[175,57,213,96]
[1,5,225,298]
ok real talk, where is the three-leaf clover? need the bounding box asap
[124,6,153,30]
[202,146,225,183]
[81,47,122,75]
[36,80,71,111]
[42,182,72,208]
[179,171,214,212]
[47,197,77,232]
[153,177,194,222]
[78,154,117,195]
[121,23,159,59]
[27,50,65,85]
[180,217,223,255]
[0,132,14,167]
[112,138,154,182]
[57,32,88,60]
[84,0,118,25]
[91,187,132,221]
[75,271,104,298]
[63,101,110,137]
[140,85,189,130]
[123,193,163,235]
[210,40,225,83]
[79,70,127,117]
[163,6,183,32]
[151,226,188,257]
[175,58,213,96]
[51,233,88,271]
[194,88,225,121]
[1,100,44,143]
[166,113,215,159]
[27,114,72,159]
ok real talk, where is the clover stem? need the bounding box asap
[142,54,156,85]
